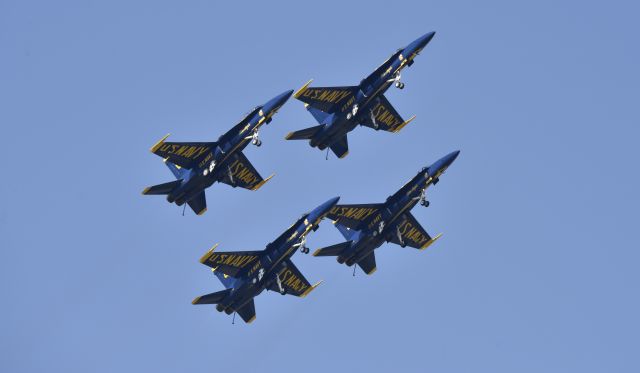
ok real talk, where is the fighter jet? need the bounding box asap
[285,32,435,158]
[192,196,340,323]
[313,151,459,275]
[142,90,293,215]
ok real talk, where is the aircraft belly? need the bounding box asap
[387,198,418,223]
[323,123,351,147]
[229,286,258,311]
[367,82,392,104]
[227,139,249,157]
[342,236,375,263]
[171,186,188,203]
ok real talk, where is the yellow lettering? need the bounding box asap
[317,90,330,102]
[173,145,187,156]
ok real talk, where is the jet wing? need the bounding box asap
[294,84,359,114]
[187,191,207,216]
[359,94,415,133]
[199,245,262,277]
[219,151,274,191]
[150,134,216,169]
[268,259,322,297]
[325,204,384,230]
[388,212,442,250]
[218,106,263,145]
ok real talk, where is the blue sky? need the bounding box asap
[1,0,639,371]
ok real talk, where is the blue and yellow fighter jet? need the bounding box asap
[192,196,340,323]
[313,151,459,275]
[285,32,435,158]
[142,90,293,215]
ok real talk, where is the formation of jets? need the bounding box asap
[143,32,461,323]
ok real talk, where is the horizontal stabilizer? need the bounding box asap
[357,252,377,275]
[142,179,182,195]
[187,191,207,215]
[329,135,349,159]
[192,288,232,305]
[236,299,256,323]
[284,124,324,141]
[313,241,352,257]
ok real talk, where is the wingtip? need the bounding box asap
[420,233,443,250]
[393,115,416,133]
[191,296,201,305]
[150,133,170,152]
[312,249,321,256]
[251,174,275,191]
[197,207,208,216]
[293,79,313,98]
[141,187,151,195]
[284,132,294,140]
[339,151,349,159]
[199,243,219,263]
[246,315,257,324]
[301,280,323,298]
[366,267,377,275]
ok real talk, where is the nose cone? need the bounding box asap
[406,31,436,54]
[309,196,340,221]
[428,150,460,177]
[263,90,294,115]
[416,31,436,48]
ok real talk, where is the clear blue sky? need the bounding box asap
[1,0,638,371]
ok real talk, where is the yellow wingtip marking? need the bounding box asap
[197,207,207,216]
[293,79,313,98]
[366,267,377,275]
[199,243,219,263]
[420,233,443,250]
[191,296,201,305]
[301,280,323,298]
[251,174,275,191]
[312,249,321,256]
[284,132,295,140]
[339,150,349,159]
[393,115,416,133]
[150,133,170,152]
[246,315,256,324]
[141,187,151,195]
